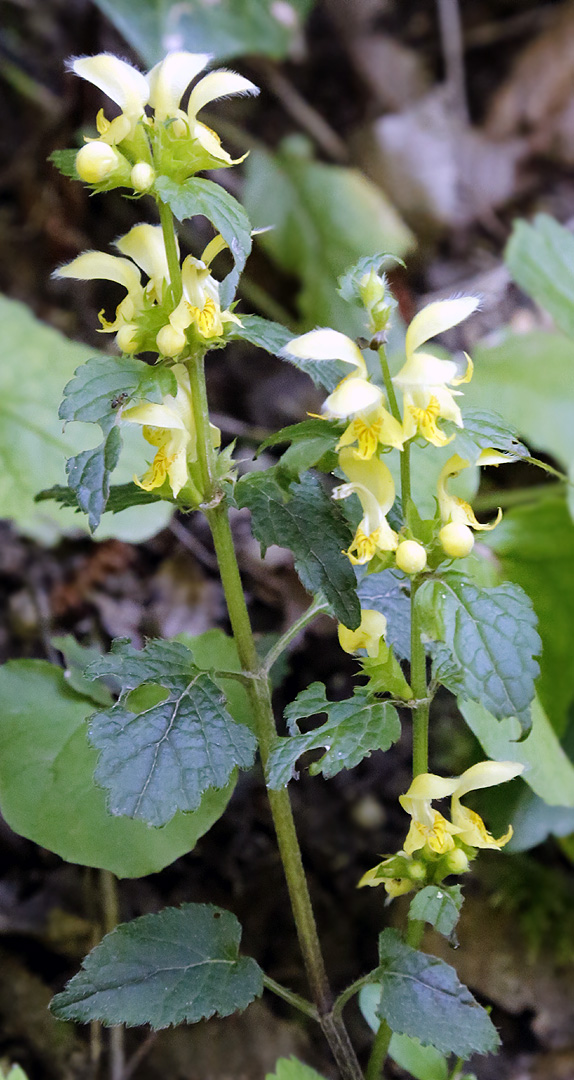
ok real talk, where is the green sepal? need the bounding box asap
[360,639,412,699]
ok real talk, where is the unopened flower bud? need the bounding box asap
[445,848,470,874]
[116,324,139,354]
[396,540,427,574]
[408,860,427,882]
[76,142,120,183]
[439,522,475,558]
[131,162,155,192]
[359,269,386,309]
[157,324,186,356]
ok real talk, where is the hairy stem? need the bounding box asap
[263,597,329,674]
[158,200,183,305]
[365,1021,392,1080]
[410,578,430,777]
[263,975,319,1021]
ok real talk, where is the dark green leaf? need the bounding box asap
[376,929,499,1057]
[155,176,251,307]
[258,419,340,453]
[51,904,263,1027]
[505,215,574,339]
[49,149,79,179]
[87,638,256,826]
[360,987,450,1080]
[417,574,540,733]
[452,409,529,463]
[176,628,254,735]
[257,420,340,482]
[36,482,165,514]
[90,0,314,63]
[66,428,122,532]
[408,885,463,941]
[338,252,404,303]
[243,139,414,332]
[51,635,113,707]
[357,569,411,660]
[267,683,400,787]
[266,1059,327,1080]
[0,661,231,877]
[235,471,360,627]
[360,642,412,699]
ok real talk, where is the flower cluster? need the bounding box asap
[284,289,505,572]
[360,761,523,897]
[69,52,258,191]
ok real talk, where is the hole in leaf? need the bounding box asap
[126,683,170,713]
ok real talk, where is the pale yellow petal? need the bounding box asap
[405,297,479,358]
[323,377,383,419]
[454,760,525,798]
[54,251,142,294]
[115,224,172,294]
[70,54,149,115]
[147,51,211,120]
[188,70,259,119]
[283,329,367,372]
[123,402,187,430]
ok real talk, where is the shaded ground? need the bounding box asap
[1,1,574,1078]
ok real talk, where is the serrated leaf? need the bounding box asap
[357,568,411,660]
[0,295,171,543]
[417,574,540,733]
[155,176,251,307]
[66,427,122,531]
[360,643,412,700]
[459,695,574,808]
[452,409,529,463]
[266,1059,327,1080]
[49,148,79,179]
[51,904,263,1027]
[0,661,231,877]
[409,886,463,941]
[338,252,404,303]
[236,470,360,627]
[505,215,574,339]
[36,482,165,514]
[176,628,254,735]
[267,683,400,787]
[359,989,449,1080]
[90,0,314,63]
[376,929,499,1057]
[86,638,256,826]
[243,139,414,333]
[257,420,340,481]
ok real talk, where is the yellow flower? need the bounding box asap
[69,54,151,144]
[165,235,241,345]
[450,760,524,849]
[54,224,171,351]
[283,329,404,457]
[400,760,524,856]
[333,448,398,565]
[122,364,197,496]
[438,453,502,532]
[185,68,259,166]
[338,609,387,657]
[394,297,479,447]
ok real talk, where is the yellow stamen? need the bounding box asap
[408,396,454,447]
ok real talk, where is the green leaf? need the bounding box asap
[452,409,529,464]
[467,331,574,468]
[51,904,263,1027]
[267,682,400,788]
[376,929,499,1057]
[243,139,414,332]
[359,986,449,1080]
[51,634,113,707]
[229,315,346,391]
[0,294,171,543]
[505,215,574,339]
[356,569,411,660]
[338,252,405,303]
[360,642,413,699]
[66,427,122,531]
[409,885,463,941]
[481,497,574,736]
[49,148,79,179]
[236,470,361,627]
[266,1059,327,1080]
[90,0,314,63]
[155,176,251,307]
[87,638,256,827]
[0,661,231,877]
[37,482,166,515]
[256,419,340,482]
[459,695,574,808]
[418,574,540,734]
[505,786,574,852]
[176,628,254,734]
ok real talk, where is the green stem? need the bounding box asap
[183,353,363,1080]
[158,199,183,305]
[263,598,330,674]
[410,578,429,777]
[365,1021,392,1080]
[332,974,375,1020]
[263,975,319,1021]
[378,344,411,505]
